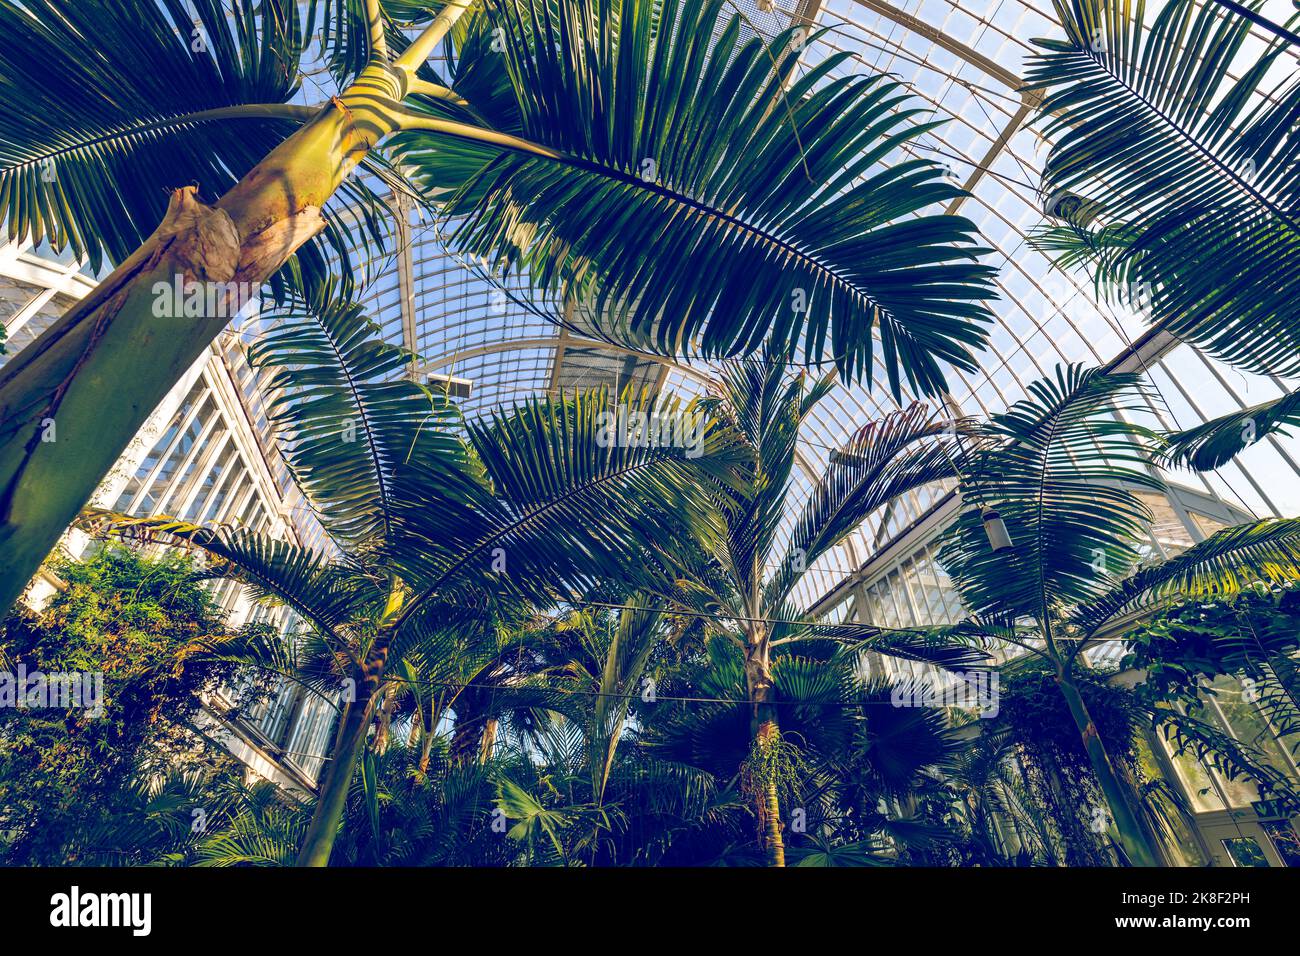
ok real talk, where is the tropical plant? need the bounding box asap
[632,636,967,866]
[84,278,736,865]
[943,725,1060,866]
[0,0,998,615]
[1025,0,1300,467]
[1124,582,1300,759]
[0,546,281,865]
[934,363,1300,866]
[632,350,986,864]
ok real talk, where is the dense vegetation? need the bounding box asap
[0,548,276,865]
[0,0,1298,868]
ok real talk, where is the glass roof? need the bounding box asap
[314,0,1300,609]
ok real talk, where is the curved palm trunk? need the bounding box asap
[297,630,394,867]
[1053,670,1162,867]
[0,69,405,616]
[296,683,375,867]
[744,638,785,867]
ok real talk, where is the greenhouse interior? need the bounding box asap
[0,0,1299,880]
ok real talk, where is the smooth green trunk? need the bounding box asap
[296,690,374,867]
[297,622,396,867]
[1054,672,1163,867]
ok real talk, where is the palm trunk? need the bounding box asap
[296,684,375,867]
[0,0,486,615]
[744,638,785,867]
[1053,671,1162,867]
[478,717,498,763]
[373,687,397,754]
[0,75,405,615]
[418,698,438,774]
[297,628,395,867]
[449,704,490,766]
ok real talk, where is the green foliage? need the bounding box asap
[0,0,385,292]
[1123,584,1300,793]
[1124,584,1300,705]
[1162,389,1300,473]
[0,546,277,865]
[998,662,1141,785]
[1025,0,1300,378]
[393,0,999,394]
[938,364,1162,623]
[984,661,1147,865]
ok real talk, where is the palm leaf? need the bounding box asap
[392,387,743,624]
[246,274,485,556]
[393,0,997,395]
[1162,387,1300,471]
[937,364,1162,622]
[1074,518,1300,633]
[1025,0,1300,376]
[768,402,959,608]
[0,0,385,290]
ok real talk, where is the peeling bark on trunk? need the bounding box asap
[0,68,406,615]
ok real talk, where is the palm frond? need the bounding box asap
[246,274,486,557]
[1162,387,1300,471]
[393,387,743,618]
[0,0,385,289]
[938,364,1162,621]
[768,402,959,607]
[1074,518,1300,634]
[394,0,997,395]
[1026,0,1300,376]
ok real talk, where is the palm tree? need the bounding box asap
[632,637,967,865]
[1025,0,1300,464]
[87,278,733,866]
[945,727,1060,865]
[0,0,998,614]
[639,351,985,865]
[933,363,1300,866]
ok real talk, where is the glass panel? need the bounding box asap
[1221,837,1269,868]
[112,382,205,511]
[133,396,216,514]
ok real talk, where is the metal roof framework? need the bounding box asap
[336,0,1300,611]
